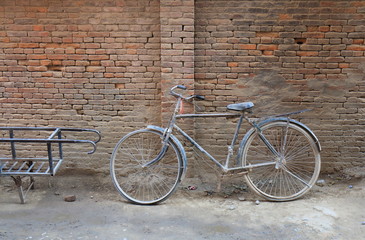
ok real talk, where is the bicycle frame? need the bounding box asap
[143,85,321,174]
[111,85,322,204]
[144,94,279,173]
[174,114,277,173]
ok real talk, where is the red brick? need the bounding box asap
[347,45,365,51]
[88,55,109,60]
[47,54,66,60]
[238,44,256,50]
[278,14,292,20]
[353,39,364,44]
[258,44,278,51]
[86,66,105,72]
[227,62,238,67]
[33,25,44,31]
[319,26,330,32]
[19,43,39,48]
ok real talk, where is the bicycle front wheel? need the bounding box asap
[242,120,321,201]
[110,129,184,204]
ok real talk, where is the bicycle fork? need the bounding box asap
[142,98,183,168]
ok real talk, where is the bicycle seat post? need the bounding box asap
[224,113,245,169]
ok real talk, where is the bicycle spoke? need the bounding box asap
[110,129,182,204]
[243,121,320,201]
[281,165,311,187]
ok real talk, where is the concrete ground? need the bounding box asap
[0,174,364,240]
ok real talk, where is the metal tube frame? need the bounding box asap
[141,87,315,175]
[0,127,101,203]
[173,112,277,173]
[0,127,101,176]
[155,94,279,173]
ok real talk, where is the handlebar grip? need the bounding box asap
[194,95,205,100]
[177,85,187,90]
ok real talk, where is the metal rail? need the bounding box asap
[0,127,101,203]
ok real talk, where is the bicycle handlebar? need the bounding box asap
[195,95,205,100]
[176,85,187,90]
[170,85,186,98]
[170,85,205,101]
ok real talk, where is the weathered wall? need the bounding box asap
[194,0,365,173]
[0,0,162,171]
[0,0,364,175]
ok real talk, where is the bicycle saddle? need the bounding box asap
[227,102,254,111]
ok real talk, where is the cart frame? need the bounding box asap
[0,127,101,203]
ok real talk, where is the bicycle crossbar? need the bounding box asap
[176,113,241,118]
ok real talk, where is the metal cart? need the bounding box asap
[0,127,101,203]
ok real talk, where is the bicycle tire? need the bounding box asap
[241,120,321,201]
[110,129,184,204]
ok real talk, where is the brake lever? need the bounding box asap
[177,85,187,90]
[194,95,205,101]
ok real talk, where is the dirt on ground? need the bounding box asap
[0,172,364,240]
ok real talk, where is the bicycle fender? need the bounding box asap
[238,118,321,161]
[146,125,188,179]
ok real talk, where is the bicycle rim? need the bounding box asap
[242,121,321,201]
[110,129,183,204]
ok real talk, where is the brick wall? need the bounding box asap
[0,0,162,172]
[160,0,195,125]
[0,0,364,176]
[194,0,365,173]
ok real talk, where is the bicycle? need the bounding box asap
[110,85,321,205]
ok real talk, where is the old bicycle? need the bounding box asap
[110,85,321,204]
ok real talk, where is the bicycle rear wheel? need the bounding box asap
[110,129,184,204]
[242,120,320,201]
